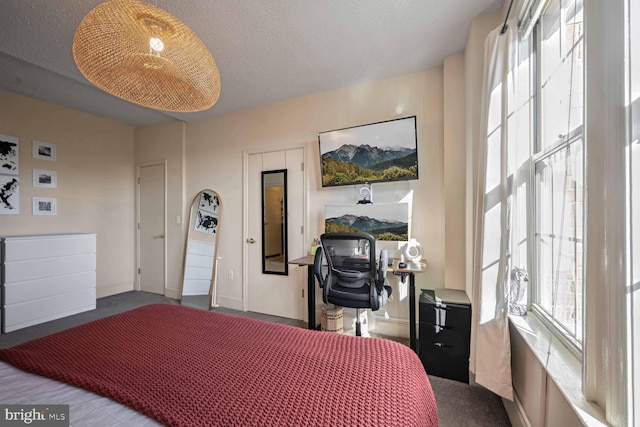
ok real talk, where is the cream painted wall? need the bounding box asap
[184,69,444,326]
[134,121,186,298]
[443,53,467,291]
[0,90,135,297]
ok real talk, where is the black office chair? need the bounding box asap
[313,232,392,336]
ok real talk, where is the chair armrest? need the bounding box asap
[369,280,380,311]
[377,250,388,285]
[313,249,324,287]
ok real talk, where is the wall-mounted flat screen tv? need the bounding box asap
[318,116,418,187]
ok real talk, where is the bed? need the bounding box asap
[0,304,438,426]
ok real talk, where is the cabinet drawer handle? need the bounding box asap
[433,342,454,348]
[426,322,453,330]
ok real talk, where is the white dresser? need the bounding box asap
[1,233,96,333]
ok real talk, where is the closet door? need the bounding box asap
[245,148,305,320]
[138,161,166,295]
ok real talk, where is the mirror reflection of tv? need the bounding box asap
[318,116,418,188]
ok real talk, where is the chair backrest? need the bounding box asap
[313,232,387,311]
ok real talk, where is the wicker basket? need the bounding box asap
[320,305,343,333]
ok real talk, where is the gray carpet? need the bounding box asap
[0,291,511,426]
[429,375,511,426]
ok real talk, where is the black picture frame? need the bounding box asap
[318,116,418,187]
[261,169,288,276]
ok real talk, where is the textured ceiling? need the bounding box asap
[0,0,502,127]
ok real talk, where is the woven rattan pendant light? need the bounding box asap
[73,0,220,112]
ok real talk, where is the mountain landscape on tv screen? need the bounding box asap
[325,214,408,241]
[321,144,417,186]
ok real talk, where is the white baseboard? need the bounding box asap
[216,295,243,311]
[503,391,532,427]
[97,281,134,298]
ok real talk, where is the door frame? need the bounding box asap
[136,160,168,294]
[242,145,307,313]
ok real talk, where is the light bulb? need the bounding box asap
[150,37,164,52]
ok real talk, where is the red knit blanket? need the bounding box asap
[0,304,438,427]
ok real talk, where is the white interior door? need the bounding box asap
[247,148,305,319]
[138,162,165,295]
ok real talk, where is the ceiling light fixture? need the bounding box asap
[72,0,220,112]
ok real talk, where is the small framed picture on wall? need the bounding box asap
[0,175,19,214]
[33,197,57,215]
[33,169,57,188]
[32,140,56,161]
[0,133,19,175]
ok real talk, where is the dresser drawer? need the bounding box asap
[4,271,96,304]
[4,253,96,283]
[4,234,96,262]
[419,323,469,357]
[3,287,96,332]
[419,302,470,329]
[419,343,470,383]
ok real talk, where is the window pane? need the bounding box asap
[573,141,584,343]
[539,0,584,152]
[535,142,583,343]
[514,181,528,264]
[516,38,532,167]
[536,156,554,310]
[516,100,532,167]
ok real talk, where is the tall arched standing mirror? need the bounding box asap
[262,169,288,275]
[180,189,221,309]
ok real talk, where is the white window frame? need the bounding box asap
[583,0,629,424]
[530,0,585,356]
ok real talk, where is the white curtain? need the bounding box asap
[469,19,524,401]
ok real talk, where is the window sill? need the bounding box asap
[509,314,608,427]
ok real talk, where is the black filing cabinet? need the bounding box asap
[419,289,471,383]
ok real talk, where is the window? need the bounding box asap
[532,0,584,348]
[472,0,638,417]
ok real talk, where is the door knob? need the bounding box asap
[154,234,165,239]
[247,237,256,244]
